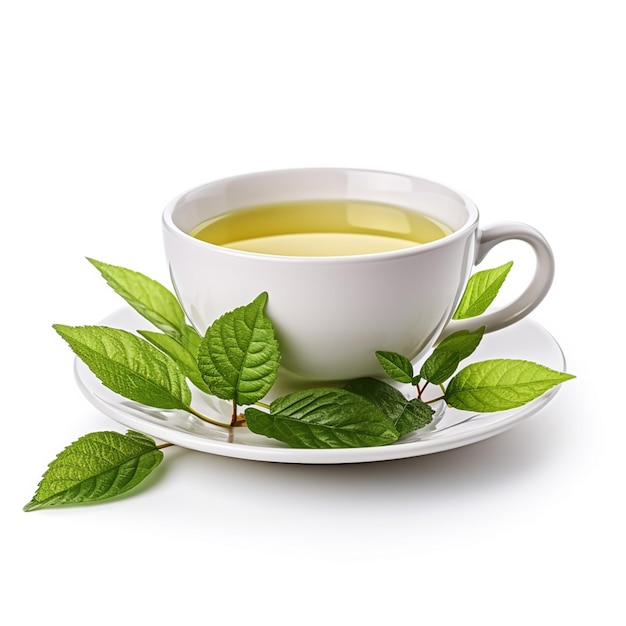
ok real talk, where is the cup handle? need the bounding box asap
[440,222,555,339]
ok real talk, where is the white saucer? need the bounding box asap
[73,308,568,464]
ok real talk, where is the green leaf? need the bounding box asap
[181,325,203,359]
[420,350,462,386]
[375,351,415,384]
[54,324,192,409]
[421,327,486,384]
[344,377,433,436]
[245,387,399,448]
[197,292,280,405]
[436,326,487,360]
[88,258,192,344]
[445,359,575,412]
[453,261,514,319]
[24,431,164,511]
[138,329,210,393]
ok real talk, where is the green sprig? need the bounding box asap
[26,257,574,510]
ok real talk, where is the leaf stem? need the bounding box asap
[425,395,445,405]
[417,381,429,400]
[187,405,231,429]
[156,442,175,450]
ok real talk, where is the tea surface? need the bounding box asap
[190,199,451,256]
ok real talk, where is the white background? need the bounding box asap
[2,1,623,623]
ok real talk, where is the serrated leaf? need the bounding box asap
[24,431,164,511]
[421,327,486,384]
[375,351,415,384]
[445,359,575,412]
[420,350,461,385]
[453,261,514,319]
[54,324,192,409]
[197,292,280,405]
[344,377,433,436]
[138,330,210,393]
[88,258,191,344]
[245,387,399,448]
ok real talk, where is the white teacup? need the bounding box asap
[162,168,554,383]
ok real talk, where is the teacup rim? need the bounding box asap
[162,167,480,263]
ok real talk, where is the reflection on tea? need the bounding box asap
[190,199,451,256]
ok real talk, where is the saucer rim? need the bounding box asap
[73,308,567,464]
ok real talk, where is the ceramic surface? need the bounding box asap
[162,169,555,381]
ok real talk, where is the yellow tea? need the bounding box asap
[190,199,451,256]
